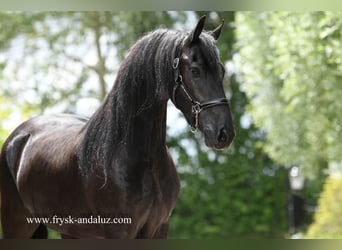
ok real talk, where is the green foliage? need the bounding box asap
[235,12,342,177]
[0,97,11,146]
[0,12,42,51]
[169,148,287,239]
[306,175,342,238]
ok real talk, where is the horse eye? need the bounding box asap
[190,67,200,78]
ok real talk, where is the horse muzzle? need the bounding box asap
[203,124,235,150]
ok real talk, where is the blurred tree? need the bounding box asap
[0,97,12,145]
[0,12,45,143]
[233,12,342,237]
[111,12,186,59]
[235,12,342,178]
[0,12,42,51]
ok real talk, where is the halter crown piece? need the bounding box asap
[172,57,229,133]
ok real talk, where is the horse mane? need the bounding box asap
[78,29,186,182]
[77,28,222,184]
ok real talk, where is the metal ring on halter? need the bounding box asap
[190,102,200,132]
[173,58,179,69]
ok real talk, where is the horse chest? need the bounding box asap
[127,167,176,208]
[123,161,179,237]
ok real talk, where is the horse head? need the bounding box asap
[171,16,235,150]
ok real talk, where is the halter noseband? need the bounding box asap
[172,57,229,132]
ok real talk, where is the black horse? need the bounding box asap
[0,16,234,238]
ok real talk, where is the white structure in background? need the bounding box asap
[289,165,305,191]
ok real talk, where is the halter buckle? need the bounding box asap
[173,58,180,69]
[192,102,201,114]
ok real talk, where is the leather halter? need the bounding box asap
[171,57,229,132]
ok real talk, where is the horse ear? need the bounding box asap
[210,19,224,40]
[190,15,206,44]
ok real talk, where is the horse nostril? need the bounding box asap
[218,128,228,143]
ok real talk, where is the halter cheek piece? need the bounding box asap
[172,57,229,132]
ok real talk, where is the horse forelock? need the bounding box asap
[197,32,222,77]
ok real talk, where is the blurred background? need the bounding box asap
[0,11,341,239]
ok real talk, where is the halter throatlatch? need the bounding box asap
[172,57,229,132]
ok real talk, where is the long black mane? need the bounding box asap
[78,29,186,182]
